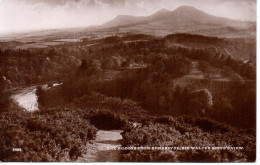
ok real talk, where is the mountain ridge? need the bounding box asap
[101,5,255,37]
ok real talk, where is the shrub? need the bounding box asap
[153,116,174,125]
[88,110,128,130]
[121,116,255,162]
[0,102,97,162]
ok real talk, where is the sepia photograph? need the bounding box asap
[0,0,256,163]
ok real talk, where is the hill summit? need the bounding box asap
[101,5,255,37]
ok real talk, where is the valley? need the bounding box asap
[0,5,256,163]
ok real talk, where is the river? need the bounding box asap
[11,82,62,111]
[11,86,39,111]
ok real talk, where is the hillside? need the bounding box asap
[164,33,256,61]
[0,33,256,162]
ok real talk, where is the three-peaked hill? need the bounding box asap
[101,6,255,38]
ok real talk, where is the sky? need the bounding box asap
[0,0,256,34]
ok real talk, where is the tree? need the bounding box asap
[213,97,233,121]
[230,73,244,86]
[36,86,45,108]
[158,95,167,111]
[226,55,231,65]
[198,61,210,73]
[101,58,115,70]
[79,59,87,71]
[189,89,213,116]
[0,76,10,113]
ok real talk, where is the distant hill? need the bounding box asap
[103,8,170,27]
[101,6,255,38]
[0,6,255,43]
[163,33,256,62]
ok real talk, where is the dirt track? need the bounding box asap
[79,130,123,162]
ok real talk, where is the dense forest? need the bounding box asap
[0,33,256,162]
[0,48,78,88]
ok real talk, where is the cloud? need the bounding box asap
[0,0,256,34]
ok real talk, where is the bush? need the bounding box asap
[88,110,128,130]
[72,92,149,121]
[153,116,174,125]
[0,102,97,162]
[175,116,234,133]
[121,116,255,162]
